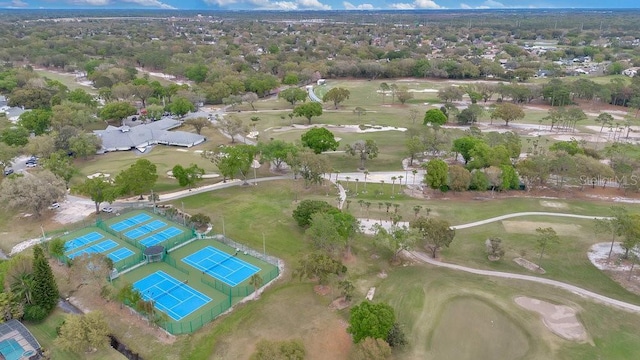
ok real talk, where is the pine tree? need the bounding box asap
[31,245,59,313]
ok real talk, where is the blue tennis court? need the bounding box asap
[133,271,211,321]
[108,248,135,262]
[124,220,167,239]
[110,213,153,232]
[67,239,119,259]
[139,227,184,247]
[182,246,260,287]
[64,232,103,252]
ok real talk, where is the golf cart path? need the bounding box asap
[406,250,640,314]
[359,212,611,232]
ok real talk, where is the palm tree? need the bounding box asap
[365,202,372,217]
[363,171,369,193]
[391,176,397,198]
[249,274,263,299]
[413,205,422,218]
[354,178,359,194]
[412,169,418,185]
[345,176,351,193]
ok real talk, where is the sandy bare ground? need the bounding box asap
[514,296,588,342]
[270,123,407,133]
[502,220,582,236]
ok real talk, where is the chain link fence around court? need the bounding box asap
[156,246,280,335]
[205,234,282,269]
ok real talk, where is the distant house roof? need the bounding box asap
[3,107,29,123]
[93,118,206,153]
[0,319,42,359]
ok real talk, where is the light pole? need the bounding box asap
[262,232,266,258]
[181,201,186,226]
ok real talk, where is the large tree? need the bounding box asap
[295,252,345,285]
[257,140,298,172]
[424,159,448,190]
[205,145,256,183]
[172,164,205,190]
[0,170,66,217]
[410,216,455,258]
[452,136,483,164]
[490,103,525,126]
[74,175,119,214]
[293,102,323,124]
[301,127,338,154]
[169,97,195,117]
[278,88,308,106]
[184,117,210,135]
[56,312,111,353]
[423,108,447,126]
[292,200,335,227]
[216,115,247,144]
[31,245,59,316]
[347,302,396,344]
[42,151,77,184]
[99,101,136,122]
[322,87,351,109]
[69,133,101,159]
[115,159,158,199]
[18,109,52,135]
[345,139,379,170]
[250,339,306,360]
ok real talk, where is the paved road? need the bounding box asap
[407,250,640,313]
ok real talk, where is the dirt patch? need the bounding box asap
[539,200,568,209]
[513,257,546,274]
[329,297,351,310]
[502,221,581,236]
[314,285,331,296]
[514,296,588,342]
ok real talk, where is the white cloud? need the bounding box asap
[10,0,28,6]
[123,0,177,9]
[414,0,441,8]
[390,2,414,9]
[68,0,175,7]
[459,2,471,8]
[482,0,504,7]
[205,0,330,9]
[343,1,374,9]
[390,0,441,9]
[297,0,331,9]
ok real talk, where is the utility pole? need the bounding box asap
[262,232,266,258]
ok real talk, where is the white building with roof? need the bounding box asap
[93,118,206,154]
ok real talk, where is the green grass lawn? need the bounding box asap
[35,69,97,94]
[377,265,640,360]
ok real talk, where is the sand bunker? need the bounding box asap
[502,221,581,235]
[515,297,588,342]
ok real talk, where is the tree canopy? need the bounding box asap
[293,102,323,124]
[347,301,396,344]
[301,127,338,154]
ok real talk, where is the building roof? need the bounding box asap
[93,118,206,153]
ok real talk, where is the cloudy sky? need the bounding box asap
[0,0,637,10]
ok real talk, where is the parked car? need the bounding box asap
[101,207,114,213]
[48,202,60,210]
[3,168,13,176]
[26,162,37,168]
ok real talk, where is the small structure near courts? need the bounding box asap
[0,319,42,360]
[144,244,166,263]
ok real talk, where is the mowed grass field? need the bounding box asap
[377,266,640,360]
[158,182,640,359]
